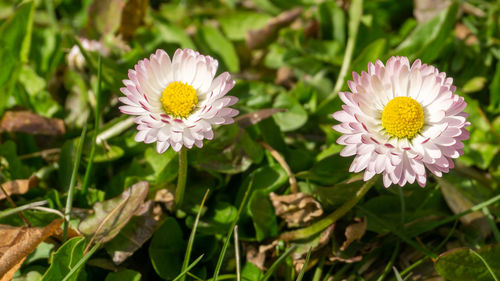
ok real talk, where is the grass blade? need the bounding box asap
[260,244,297,281]
[296,247,312,281]
[180,189,210,281]
[213,179,253,281]
[173,254,205,281]
[80,55,102,202]
[62,123,88,242]
[61,242,100,281]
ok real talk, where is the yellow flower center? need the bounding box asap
[160,81,198,118]
[381,96,424,139]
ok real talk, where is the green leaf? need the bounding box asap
[272,92,308,132]
[144,147,178,184]
[78,181,149,244]
[149,217,186,280]
[435,245,500,281]
[489,62,500,112]
[91,145,125,163]
[248,190,278,241]
[156,22,196,49]
[41,237,86,281]
[317,1,345,44]
[394,2,458,62]
[0,140,32,180]
[350,38,387,74]
[219,12,271,41]
[0,0,35,112]
[197,26,240,72]
[105,270,142,281]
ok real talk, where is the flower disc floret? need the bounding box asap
[161,81,198,118]
[381,97,424,139]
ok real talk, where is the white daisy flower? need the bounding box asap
[119,49,239,153]
[333,56,470,187]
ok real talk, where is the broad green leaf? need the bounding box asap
[0,141,32,180]
[219,12,271,41]
[248,190,278,241]
[149,217,186,280]
[191,124,263,174]
[318,1,345,44]
[156,22,196,49]
[394,2,458,62]
[272,92,308,132]
[105,269,142,281]
[189,201,237,235]
[41,237,85,281]
[197,26,240,72]
[296,154,351,185]
[90,145,125,163]
[78,181,149,244]
[241,262,264,281]
[144,147,178,184]
[350,38,387,74]
[435,245,500,281]
[0,0,35,112]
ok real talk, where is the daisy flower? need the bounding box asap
[332,56,470,187]
[119,49,239,153]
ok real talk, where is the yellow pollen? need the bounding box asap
[160,81,198,118]
[381,97,424,139]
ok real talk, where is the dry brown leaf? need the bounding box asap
[118,0,148,40]
[154,188,175,212]
[270,192,323,228]
[235,108,286,129]
[413,0,451,23]
[340,217,367,251]
[246,8,302,50]
[455,23,478,45]
[0,111,65,136]
[275,67,296,89]
[0,257,26,281]
[0,219,63,277]
[246,240,279,271]
[0,176,39,200]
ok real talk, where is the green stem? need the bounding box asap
[81,55,102,202]
[280,175,377,241]
[318,0,363,113]
[63,124,88,242]
[175,148,188,209]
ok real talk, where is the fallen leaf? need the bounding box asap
[0,257,26,281]
[275,67,296,89]
[118,0,149,40]
[455,23,478,45]
[340,217,367,251]
[270,192,323,228]
[0,111,65,136]
[246,8,303,49]
[154,189,175,212]
[105,201,159,264]
[236,108,286,128]
[0,219,63,277]
[0,176,38,200]
[413,0,451,23]
[78,181,149,245]
[246,240,279,271]
[87,0,126,36]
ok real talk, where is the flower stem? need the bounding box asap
[175,148,188,209]
[279,175,377,241]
